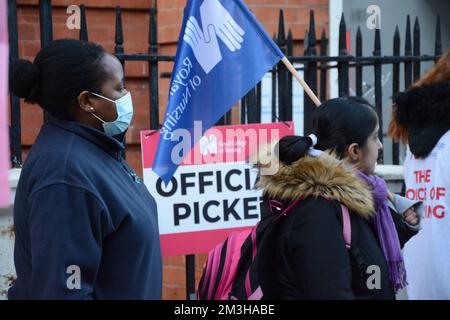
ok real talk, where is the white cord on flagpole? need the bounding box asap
[281,57,322,107]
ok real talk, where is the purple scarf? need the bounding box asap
[357,171,407,293]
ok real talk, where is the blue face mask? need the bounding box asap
[89,91,134,137]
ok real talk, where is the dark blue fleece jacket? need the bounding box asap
[8,118,162,300]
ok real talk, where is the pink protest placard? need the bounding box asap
[141,122,294,257]
[0,1,11,208]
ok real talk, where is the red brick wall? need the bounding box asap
[11,0,329,299]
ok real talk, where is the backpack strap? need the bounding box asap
[340,204,351,250]
[214,229,252,300]
[346,210,367,273]
[244,226,258,298]
[206,242,225,299]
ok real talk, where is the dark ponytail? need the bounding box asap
[277,135,315,164]
[277,97,378,164]
[9,39,108,119]
[9,59,40,103]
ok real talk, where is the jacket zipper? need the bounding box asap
[118,155,142,184]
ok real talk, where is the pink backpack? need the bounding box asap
[197,198,351,300]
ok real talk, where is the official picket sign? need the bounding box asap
[141,122,294,256]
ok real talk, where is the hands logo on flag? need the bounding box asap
[183,0,245,74]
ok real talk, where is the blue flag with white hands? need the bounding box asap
[152,0,284,184]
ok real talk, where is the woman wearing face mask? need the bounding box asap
[253,97,421,299]
[8,39,162,299]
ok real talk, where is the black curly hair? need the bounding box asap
[9,39,109,120]
[393,80,450,128]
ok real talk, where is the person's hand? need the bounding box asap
[403,207,419,226]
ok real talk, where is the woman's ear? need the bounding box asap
[77,91,95,113]
[347,143,361,162]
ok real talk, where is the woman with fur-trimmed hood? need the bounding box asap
[255,97,420,299]
[388,50,450,299]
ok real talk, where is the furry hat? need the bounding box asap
[391,80,450,157]
[393,80,450,128]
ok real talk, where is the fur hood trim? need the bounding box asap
[252,144,375,219]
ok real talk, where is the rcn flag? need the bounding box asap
[152,0,284,184]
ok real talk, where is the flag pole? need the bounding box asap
[281,57,321,107]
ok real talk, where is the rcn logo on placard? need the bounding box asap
[200,134,218,155]
[183,0,245,74]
